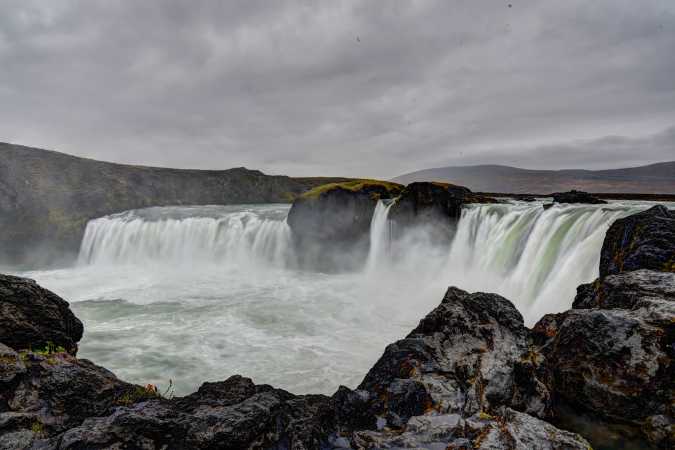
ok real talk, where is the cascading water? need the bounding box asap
[443,202,642,323]
[15,199,672,396]
[365,200,394,272]
[78,205,294,267]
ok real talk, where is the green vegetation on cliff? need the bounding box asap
[299,179,404,200]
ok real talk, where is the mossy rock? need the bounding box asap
[299,179,404,201]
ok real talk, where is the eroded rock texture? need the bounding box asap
[599,205,675,277]
[533,266,675,448]
[0,275,83,354]
[350,287,543,427]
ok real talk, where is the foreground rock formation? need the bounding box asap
[0,275,83,355]
[1,205,673,449]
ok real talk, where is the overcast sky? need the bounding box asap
[1,1,674,178]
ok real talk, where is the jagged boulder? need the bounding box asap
[0,349,133,447]
[46,376,334,450]
[0,274,83,355]
[388,182,499,242]
[599,205,675,277]
[572,269,675,309]
[532,270,675,448]
[338,287,548,430]
[550,190,607,205]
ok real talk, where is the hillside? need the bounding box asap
[393,162,675,194]
[0,143,310,266]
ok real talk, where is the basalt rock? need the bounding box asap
[286,181,403,270]
[287,183,401,243]
[550,190,607,205]
[572,269,675,310]
[599,205,675,277]
[351,407,591,450]
[343,287,549,430]
[48,376,334,450]
[0,274,83,355]
[388,182,499,242]
[0,349,133,447]
[533,270,675,448]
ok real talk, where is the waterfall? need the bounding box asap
[443,202,647,322]
[365,200,394,272]
[76,200,661,322]
[78,205,294,267]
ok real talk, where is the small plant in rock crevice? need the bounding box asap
[115,380,175,406]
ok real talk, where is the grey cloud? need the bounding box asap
[0,0,674,178]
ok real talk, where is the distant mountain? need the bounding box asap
[393,162,675,195]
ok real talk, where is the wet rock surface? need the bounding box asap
[351,287,543,427]
[388,183,499,241]
[599,205,675,277]
[49,376,334,450]
[0,274,83,355]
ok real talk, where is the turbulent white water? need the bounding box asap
[78,205,294,267]
[15,199,673,396]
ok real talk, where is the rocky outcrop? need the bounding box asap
[286,180,403,270]
[50,376,334,450]
[0,347,133,445]
[572,269,675,309]
[287,181,402,243]
[599,205,675,277]
[328,286,589,449]
[550,190,607,204]
[345,287,546,428]
[388,183,498,237]
[0,275,83,354]
[0,143,313,267]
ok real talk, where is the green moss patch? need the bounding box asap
[299,179,403,200]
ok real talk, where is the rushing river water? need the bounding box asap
[14,200,671,396]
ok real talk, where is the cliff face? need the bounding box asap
[0,143,306,266]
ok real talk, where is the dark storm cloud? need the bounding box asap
[1,0,674,177]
